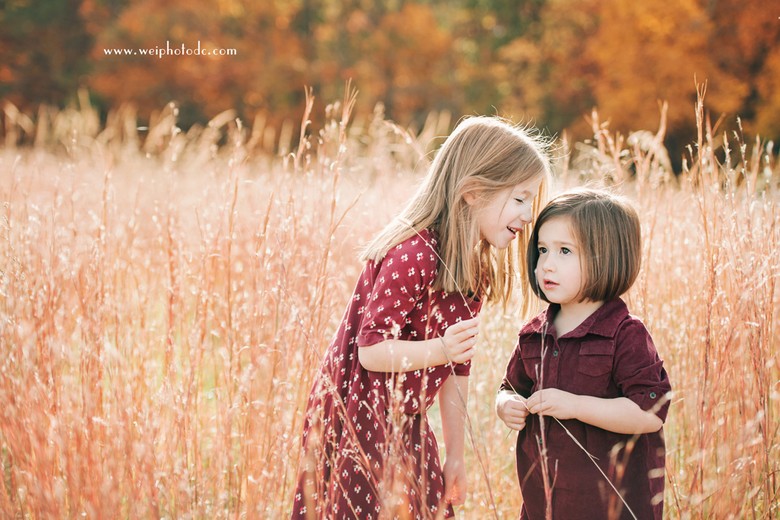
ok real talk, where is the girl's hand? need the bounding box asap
[526,388,580,420]
[440,316,480,364]
[442,456,467,506]
[496,391,529,431]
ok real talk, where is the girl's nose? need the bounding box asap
[520,206,533,225]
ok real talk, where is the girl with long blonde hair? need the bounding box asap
[292,116,551,519]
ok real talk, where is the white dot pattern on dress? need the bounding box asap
[292,230,481,519]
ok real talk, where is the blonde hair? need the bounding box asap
[361,116,551,309]
[526,188,642,303]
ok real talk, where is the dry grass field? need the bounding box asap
[1,92,778,518]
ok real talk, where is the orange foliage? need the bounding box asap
[495,0,779,160]
[362,4,456,119]
[88,0,307,127]
[1,0,778,155]
[587,0,715,131]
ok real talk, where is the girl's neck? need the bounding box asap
[553,299,605,337]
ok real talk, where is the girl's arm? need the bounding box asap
[525,389,663,434]
[439,375,469,505]
[358,316,480,373]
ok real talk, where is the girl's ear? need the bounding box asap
[463,191,477,206]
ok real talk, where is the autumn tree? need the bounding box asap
[492,0,780,166]
[706,0,780,140]
[355,3,457,124]
[490,0,598,131]
[87,0,309,128]
[2,0,778,157]
[0,0,93,111]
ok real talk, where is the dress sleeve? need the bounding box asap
[356,237,438,348]
[613,319,672,422]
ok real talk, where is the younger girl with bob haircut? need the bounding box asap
[496,188,672,520]
[292,116,551,519]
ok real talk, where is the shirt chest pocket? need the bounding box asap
[577,340,614,379]
[519,341,544,383]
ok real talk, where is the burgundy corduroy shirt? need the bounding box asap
[500,298,672,520]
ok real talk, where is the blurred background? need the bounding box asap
[1,0,779,167]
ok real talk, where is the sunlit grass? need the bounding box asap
[1,91,778,518]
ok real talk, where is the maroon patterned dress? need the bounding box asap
[292,229,481,520]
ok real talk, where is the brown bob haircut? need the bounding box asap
[527,188,642,303]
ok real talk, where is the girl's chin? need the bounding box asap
[490,238,512,250]
[488,233,517,249]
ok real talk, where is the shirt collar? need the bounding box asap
[520,298,630,339]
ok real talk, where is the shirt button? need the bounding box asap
[552,350,559,357]
[650,392,657,399]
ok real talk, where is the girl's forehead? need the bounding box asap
[512,175,543,194]
[539,215,576,238]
